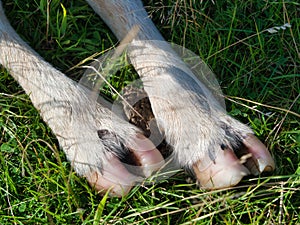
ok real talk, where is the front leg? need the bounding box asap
[85,0,275,189]
[0,2,164,197]
[127,40,275,188]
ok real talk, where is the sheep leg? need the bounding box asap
[86,0,275,189]
[0,1,164,196]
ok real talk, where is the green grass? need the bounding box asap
[1,0,299,224]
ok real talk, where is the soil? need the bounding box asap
[121,86,173,158]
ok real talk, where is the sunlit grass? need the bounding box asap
[0,0,299,224]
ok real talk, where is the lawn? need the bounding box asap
[0,0,299,224]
